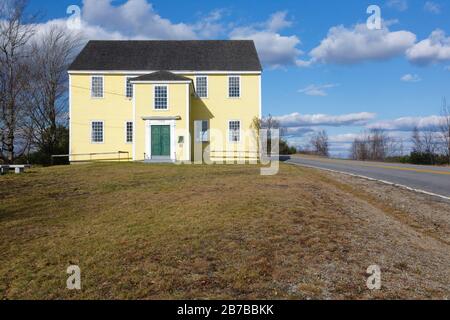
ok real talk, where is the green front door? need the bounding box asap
[151,125,171,157]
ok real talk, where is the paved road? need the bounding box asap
[287,156,450,199]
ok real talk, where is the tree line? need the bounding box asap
[350,99,450,165]
[0,0,82,165]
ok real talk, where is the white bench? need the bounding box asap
[0,164,31,174]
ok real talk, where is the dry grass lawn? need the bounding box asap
[0,163,449,299]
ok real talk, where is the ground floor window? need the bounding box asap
[195,120,209,142]
[126,122,133,143]
[91,121,104,143]
[228,120,241,143]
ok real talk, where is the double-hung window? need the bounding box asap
[91,76,104,98]
[195,120,209,142]
[154,85,168,109]
[228,76,240,98]
[228,120,241,143]
[91,121,104,143]
[125,77,133,98]
[195,76,208,98]
[126,122,133,143]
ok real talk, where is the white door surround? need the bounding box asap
[145,119,176,161]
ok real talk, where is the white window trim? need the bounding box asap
[125,121,133,144]
[195,75,208,99]
[91,75,104,99]
[228,75,241,99]
[153,84,169,110]
[125,76,135,99]
[90,120,104,144]
[228,120,241,144]
[195,120,209,142]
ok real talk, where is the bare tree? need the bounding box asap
[388,136,404,157]
[419,129,440,164]
[260,114,282,155]
[310,130,329,157]
[0,0,35,163]
[368,128,389,161]
[26,26,82,160]
[261,114,281,133]
[439,97,450,164]
[411,126,423,153]
[350,137,369,160]
[350,129,398,161]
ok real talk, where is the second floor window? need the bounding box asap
[154,85,168,109]
[228,76,240,98]
[91,121,104,143]
[125,77,133,98]
[229,120,240,142]
[126,122,133,143]
[91,76,103,98]
[196,76,208,98]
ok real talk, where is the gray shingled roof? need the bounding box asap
[69,40,262,72]
[131,71,192,82]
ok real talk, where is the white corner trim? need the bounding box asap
[186,83,191,161]
[287,161,450,202]
[259,74,262,119]
[69,75,72,162]
[132,86,136,160]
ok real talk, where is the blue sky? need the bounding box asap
[29,0,450,156]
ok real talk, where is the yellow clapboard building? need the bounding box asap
[68,40,262,163]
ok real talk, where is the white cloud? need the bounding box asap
[192,9,228,38]
[30,2,304,69]
[367,115,444,131]
[81,0,198,39]
[329,133,365,143]
[386,0,409,11]
[32,0,224,42]
[284,127,315,136]
[424,1,441,14]
[300,23,416,65]
[407,29,450,65]
[274,112,377,128]
[229,11,303,69]
[266,11,292,32]
[298,84,339,96]
[401,73,421,82]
